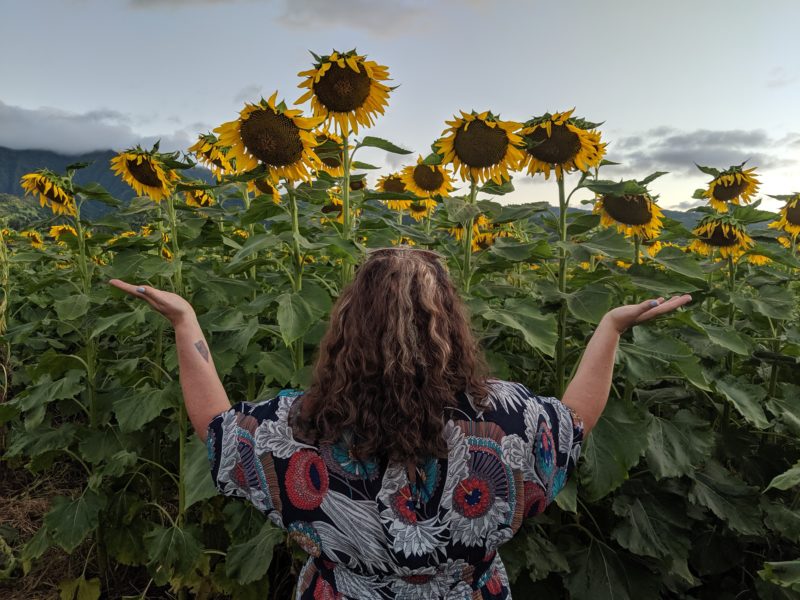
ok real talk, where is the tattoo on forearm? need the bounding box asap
[194,340,210,362]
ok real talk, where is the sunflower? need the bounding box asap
[519,109,606,181]
[767,193,800,238]
[377,173,412,211]
[20,170,75,216]
[215,92,323,181]
[437,111,524,184]
[297,49,391,135]
[49,224,78,245]
[470,228,514,253]
[350,175,367,191]
[594,192,664,239]
[111,146,178,202]
[140,225,154,237]
[745,253,772,266]
[644,240,683,258]
[391,236,416,246]
[23,230,44,249]
[321,191,344,224]
[449,214,490,241]
[184,187,215,208]
[407,199,438,222]
[161,246,173,260]
[108,230,137,245]
[400,156,454,198]
[188,133,234,179]
[314,130,345,177]
[232,229,249,239]
[699,163,760,213]
[688,214,754,260]
[247,175,282,204]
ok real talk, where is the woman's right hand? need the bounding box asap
[603,294,693,334]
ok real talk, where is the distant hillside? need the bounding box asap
[0,146,214,220]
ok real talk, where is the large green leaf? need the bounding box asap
[650,246,706,281]
[715,375,769,429]
[500,527,569,583]
[564,540,643,600]
[276,283,331,346]
[688,460,763,535]
[646,409,714,479]
[766,460,800,492]
[14,370,84,413]
[566,284,612,324]
[479,299,557,356]
[55,294,90,321]
[185,435,218,509]
[357,136,412,154]
[611,493,691,560]
[225,522,284,584]
[759,560,800,592]
[703,324,752,355]
[732,285,796,320]
[58,576,101,600]
[44,490,106,553]
[580,227,632,259]
[113,384,173,433]
[144,524,203,584]
[578,396,651,501]
[763,500,800,543]
[90,307,147,338]
[767,384,800,436]
[631,327,710,391]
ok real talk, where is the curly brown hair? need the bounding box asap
[296,247,491,464]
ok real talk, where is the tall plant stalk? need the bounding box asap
[287,182,304,372]
[340,131,354,285]
[555,176,569,398]
[462,179,478,293]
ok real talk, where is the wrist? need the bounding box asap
[172,311,199,331]
[598,314,623,336]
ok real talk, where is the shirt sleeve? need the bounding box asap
[205,395,285,521]
[519,392,585,518]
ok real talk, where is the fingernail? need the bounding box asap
[649,300,659,307]
[136,287,145,293]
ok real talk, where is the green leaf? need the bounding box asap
[759,560,800,592]
[351,161,380,170]
[626,263,703,296]
[579,396,651,501]
[58,576,101,600]
[650,246,706,281]
[703,324,752,355]
[479,179,514,195]
[767,385,800,436]
[688,460,763,535]
[14,370,84,413]
[611,493,691,560]
[488,238,552,262]
[732,285,796,320]
[144,524,203,584]
[228,233,282,268]
[767,461,800,492]
[500,528,569,583]
[646,409,714,479]
[566,284,612,324]
[225,522,284,584]
[44,489,106,553]
[564,540,639,600]
[258,349,295,387]
[764,501,800,543]
[479,299,557,356]
[357,136,412,154]
[276,285,330,346]
[715,375,769,429]
[185,435,218,509]
[55,294,90,321]
[90,307,147,339]
[113,384,173,433]
[580,227,632,259]
[442,196,482,225]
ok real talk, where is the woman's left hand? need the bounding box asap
[108,279,196,328]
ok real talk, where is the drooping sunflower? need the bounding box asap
[247,175,282,205]
[519,109,606,180]
[437,111,524,184]
[184,186,215,208]
[321,191,344,224]
[111,145,179,202]
[23,230,44,249]
[449,214,490,241]
[400,156,454,198]
[699,163,760,213]
[215,92,323,181]
[20,170,76,216]
[767,193,800,239]
[594,193,664,238]
[377,173,412,211]
[688,213,754,260]
[297,49,391,135]
[49,224,78,245]
[188,133,234,179]
[232,229,249,239]
[407,199,438,222]
[108,230,137,246]
[644,240,683,258]
[349,175,367,191]
[314,130,345,177]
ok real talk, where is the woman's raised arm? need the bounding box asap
[561,294,693,436]
[108,279,232,442]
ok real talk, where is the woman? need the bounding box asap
[109,247,691,599]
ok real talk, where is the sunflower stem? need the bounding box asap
[462,179,478,293]
[340,131,354,285]
[238,184,257,300]
[163,195,188,527]
[555,176,569,398]
[287,182,305,374]
[633,234,641,266]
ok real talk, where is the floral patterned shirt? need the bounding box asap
[206,379,584,599]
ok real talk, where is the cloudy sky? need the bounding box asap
[1,0,798,211]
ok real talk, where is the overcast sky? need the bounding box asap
[1,0,798,211]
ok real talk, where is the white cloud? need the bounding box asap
[0,100,203,154]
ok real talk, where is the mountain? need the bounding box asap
[0,146,214,220]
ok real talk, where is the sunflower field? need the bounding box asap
[2,49,800,599]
